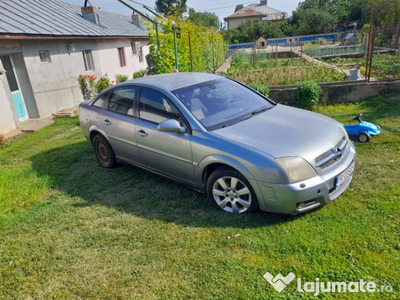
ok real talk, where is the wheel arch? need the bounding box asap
[199,156,253,184]
[89,126,108,146]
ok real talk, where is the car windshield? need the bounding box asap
[172,78,275,131]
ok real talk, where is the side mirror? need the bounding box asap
[158,119,186,133]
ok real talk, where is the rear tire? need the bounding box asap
[207,167,259,214]
[93,135,116,168]
[358,132,371,143]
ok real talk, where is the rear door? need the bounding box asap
[135,88,194,183]
[97,86,140,164]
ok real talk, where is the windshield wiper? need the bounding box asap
[241,107,271,121]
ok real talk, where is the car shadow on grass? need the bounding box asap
[29,141,307,229]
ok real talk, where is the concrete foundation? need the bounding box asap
[269,80,400,105]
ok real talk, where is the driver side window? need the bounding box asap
[139,89,179,124]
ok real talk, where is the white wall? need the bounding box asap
[96,38,150,83]
[21,40,102,118]
[20,38,149,118]
[227,16,262,30]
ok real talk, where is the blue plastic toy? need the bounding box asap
[343,114,381,143]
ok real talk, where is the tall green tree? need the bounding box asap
[292,0,368,26]
[155,0,187,17]
[292,8,338,35]
[188,8,219,30]
[369,0,400,25]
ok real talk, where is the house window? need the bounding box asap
[83,50,95,71]
[39,50,51,63]
[118,47,126,67]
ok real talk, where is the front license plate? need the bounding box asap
[335,161,355,188]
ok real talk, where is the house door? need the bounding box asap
[0,55,29,122]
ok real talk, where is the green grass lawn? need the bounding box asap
[0,96,399,299]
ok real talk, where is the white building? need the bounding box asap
[0,0,150,135]
[224,1,286,30]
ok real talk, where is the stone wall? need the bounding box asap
[269,80,400,105]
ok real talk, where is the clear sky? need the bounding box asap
[62,0,302,24]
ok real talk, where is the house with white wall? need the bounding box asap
[0,0,150,136]
[224,1,286,30]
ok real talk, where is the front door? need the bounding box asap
[136,88,194,183]
[0,55,28,122]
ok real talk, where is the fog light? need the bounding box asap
[298,203,306,209]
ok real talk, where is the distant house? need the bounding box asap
[343,33,358,45]
[0,0,150,135]
[224,1,286,30]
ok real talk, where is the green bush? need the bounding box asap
[247,83,269,97]
[95,74,113,93]
[147,17,225,74]
[295,80,322,110]
[116,74,129,84]
[133,70,146,79]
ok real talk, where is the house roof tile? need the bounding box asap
[224,8,263,20]
[247,3,285,16]
[0,0,149,38]
[224,2,286,21]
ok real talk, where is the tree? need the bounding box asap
[222,20,284,44]
[369,0,400,26]
[188,8,219,30]
[292,8,338,35]
[291,0,368,28]
[155,0,187,17]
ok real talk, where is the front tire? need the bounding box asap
[93,135,116,168]
[358,132,371,143]
[207,168,259,213]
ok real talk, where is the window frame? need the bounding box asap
[118,47,127,67]
[107,87,136,116]
[38,50,51,63]
[82,49,95,71]
[137,87,191,133]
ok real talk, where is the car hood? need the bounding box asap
[213,104,345,162]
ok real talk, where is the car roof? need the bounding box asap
[120,72,223,92]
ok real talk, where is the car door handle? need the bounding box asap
[103,119,111,126]
[137,130,148,137]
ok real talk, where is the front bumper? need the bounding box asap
[255,143,356,215]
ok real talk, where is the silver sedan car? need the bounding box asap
[79,73,356,214]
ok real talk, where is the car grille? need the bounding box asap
[315,137,348,169]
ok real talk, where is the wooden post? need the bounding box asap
[365,11,374,82]
[188,32,193,72]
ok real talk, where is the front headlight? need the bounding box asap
[275,157,317,184]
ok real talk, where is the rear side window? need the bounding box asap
[92,92,109,108]
[108,88,136,116]
[139,89,179,123]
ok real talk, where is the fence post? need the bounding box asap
[211,34,216,73]
[188,32,193,72]
[365,11,374,82]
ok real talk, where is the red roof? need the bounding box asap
[224,8,263,20]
